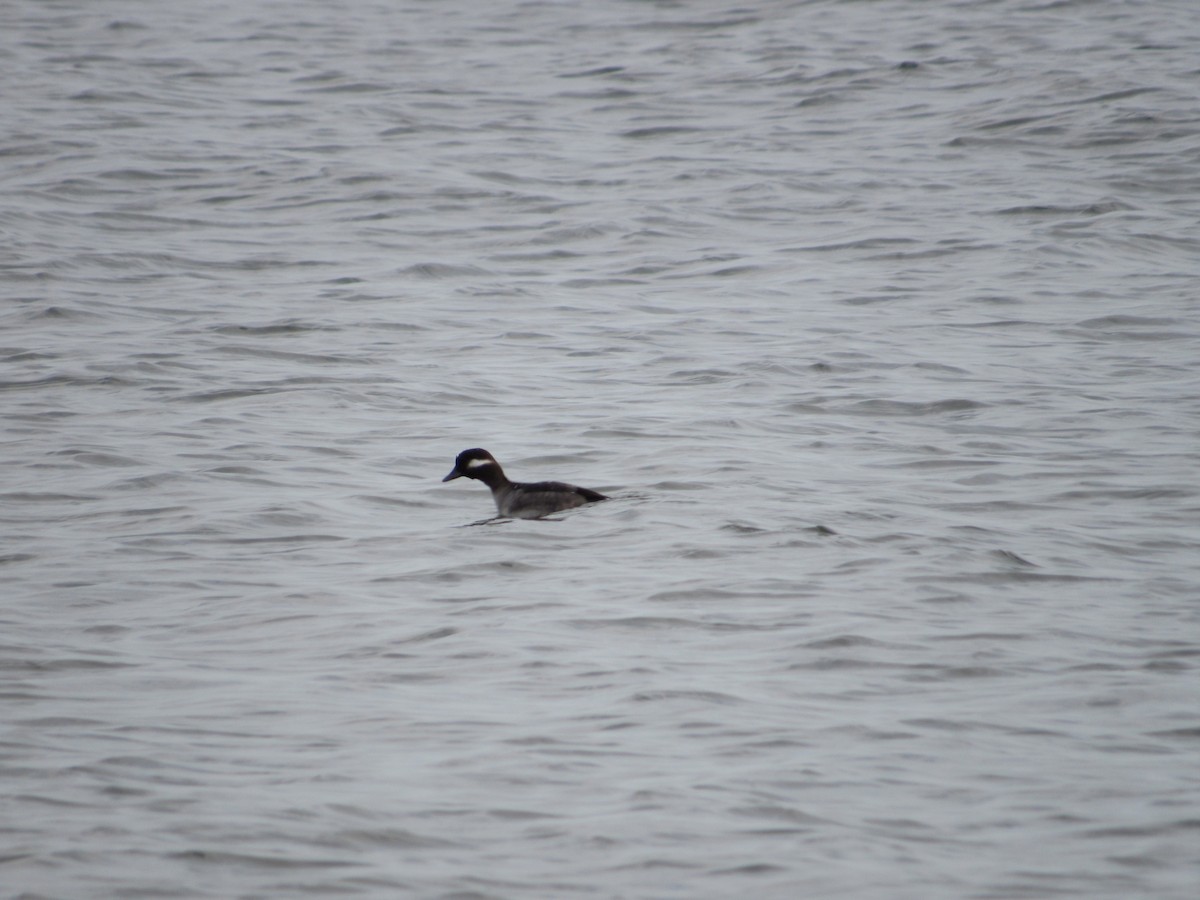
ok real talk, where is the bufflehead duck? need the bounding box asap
[441,448,607,519]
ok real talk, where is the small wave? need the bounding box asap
[630,689,744,705]
[845,398,987,416]
[996,200,1132,216]
[397,262,492,278]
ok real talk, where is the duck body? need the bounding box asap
[442,448,607,519]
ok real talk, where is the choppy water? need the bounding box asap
[3,0,1200,897]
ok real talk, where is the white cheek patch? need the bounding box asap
[466,458,492,470]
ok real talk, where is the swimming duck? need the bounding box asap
[442,448,608,519]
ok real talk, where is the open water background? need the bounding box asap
[3,0,1199,897]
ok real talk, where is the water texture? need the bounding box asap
[3,0,1199,897]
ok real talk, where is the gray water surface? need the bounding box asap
[3,1,1199,897]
